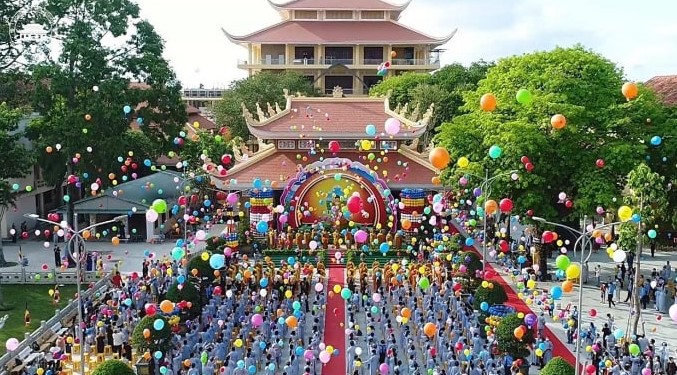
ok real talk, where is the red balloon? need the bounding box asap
[216,191,227,201]
[221,154,232,165]
[499,198,513,213]
[145,304,157,316]
[542,231,554,243]
[346,196,362,214]
[499,239,509,252]
[524,163,534,172]
[589,308,597,317]
[526,209,534,217]
[565,200,573,208]
[596,159,605,168]
[520,156,531,164]
[178,196,187,206]
[328,140,340,153]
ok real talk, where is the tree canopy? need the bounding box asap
[435,46,673,221]
[23,0,187,210]
[214,71,318,140]
[92,360,135,375]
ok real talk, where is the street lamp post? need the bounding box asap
[532,216,624,375]
[466,169,518,272]
[25,213,125,375]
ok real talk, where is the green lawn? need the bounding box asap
[0,284,77,350]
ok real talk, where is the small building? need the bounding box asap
[223,0,455,95]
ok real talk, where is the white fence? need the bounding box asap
[0,275,110,374]
[0,270,103,284]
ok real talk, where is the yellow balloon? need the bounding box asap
[457,157,469,168]
[326,345,334,354]
[618,205,633,222]
[201,252,209,261]
[526,279,536,289]
[333,285,341,294]
[234,339,243,348]
[285,290,292,299]
[535,349,543,357]
[566,264,581,279]
[361,140,372,150]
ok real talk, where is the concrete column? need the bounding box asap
[146,217,155,242]
[354,45,361,66]
[89,214,97,237]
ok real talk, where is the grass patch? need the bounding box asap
[0,284,77,350]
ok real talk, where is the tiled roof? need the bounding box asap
[225,21,449,44]
[249,98,425,139]
[188,113,217,131]
[270,0,405,10]
[215,151,436,189]
[645,75,677,106]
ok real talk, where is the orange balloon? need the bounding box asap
[111,237,120,246]
[429,147,451,169]
[108,173,116,180]
[401,219,412,230]
[143,328,150,338]
[592,230,602,238]
[562,280,574,293]
[45,146,53,153]
[622,82,638,100]
[423,322,437,338]
[551,114,566,129]
[431,176,441,185]
[514,327,524,339]
[160,300,174,314]
[82,230,91,240]
[480,93,497,112]
[243,270,252,279]
[485,200,498,215]
[551,232,558,241]
[401,307,412,318]
[84,114,92,121]
[604,232,613,242]
[285,316,298,328]
[143,352,151,360]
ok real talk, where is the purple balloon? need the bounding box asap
[473,188,482,197]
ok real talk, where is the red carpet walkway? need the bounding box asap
[322,265,347,375]
[448,222,577,365]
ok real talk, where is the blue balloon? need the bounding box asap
[253,178,263,189]
[465,238,474,246]
[237,360,245,369]
[651,135,662,146]
[480,302,489,311]
[177,275,186,284]
[260,278,268,288]
[209,254,225,269]
[379,242,390,253]
[204,199,212,207]
[259,341,267,350]
[631,213,641,223]
[136,117,144,124]
[153,319,165,330]
[550,286,563,300]
[287,256,296,265]
[123,105,132,114]
[256,220,269,233]
[365,124,376,136]
[248,365,256,374]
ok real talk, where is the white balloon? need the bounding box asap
[612,250,627,263]
[355,347,362,355]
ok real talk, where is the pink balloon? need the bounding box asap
[314,283,323,292]
[226,193,238,204]
[347,196,362,214]
[319,350,331,364]
[379,363,389,375]
[251,313,263,327]
[304,350,314,360]
[669,303,677,322]
[354,230,368,243]
[384,118,401,135]
[372,293,381,303]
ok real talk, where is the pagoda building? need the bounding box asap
[211,0,456,234]
[222,0,455,95]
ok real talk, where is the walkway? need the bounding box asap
[322,265,347,375]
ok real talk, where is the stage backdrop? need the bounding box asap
[281,157,396,230]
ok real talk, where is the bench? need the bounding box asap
[38,321,65,352]
[9,347,32,375]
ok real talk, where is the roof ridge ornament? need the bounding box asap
[241,103,255,123]
[420,103,435,126]
[267,102,276,117]
[256,103,267,121]
[410,103,421,122]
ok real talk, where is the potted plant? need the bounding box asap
[541,357,574,375]
[495,313,536,374]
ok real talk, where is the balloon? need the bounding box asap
[480,302,489,311]
[5,338,19,351]
[612,250,626,263]
[457,156,469,168]
[647,229,657,239]
[618,206,633,222]
[328,140,340,153]
[423,322,436,337]
[152,199,168,214]
[484,200,498,215]
[159,300,173,313]
[429,147,450,169]
[498,198,513,212]
[555,255,570,271]
[550,286,563,300]
[551,114,567,129]
[651,136,662,146]
[622,82,639,100]
[629,343,640,356]
[480,93,497,111]
[384,117,401,135]
[488,145,502,159]
[365,124,377,136]
[566,264,581,279]
[516,89,532,104]
[669,303,677,322]
[256,221,269,233]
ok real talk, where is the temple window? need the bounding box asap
[325,10,353,20]
[360,11,385,20]
[294,10,318,20]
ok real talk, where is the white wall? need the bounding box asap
[1,193,37,238]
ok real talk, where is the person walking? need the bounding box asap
[607,281,617,308]
[54,245,62,268]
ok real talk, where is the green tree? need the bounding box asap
[471,281,508,311]
[214,71,318,140]
[92,359,135,375]
[131,315,171,354]
[428,61,494,123]
[179,132,233,169]
[436,46,667,221]
[495,313,535,361]
[541,357,574,375]
[188,253,217,283]
[24,0,187,228]
[0,102,34,267]
[617,163,667,336]
[369,72,430,106]
[166,279,201,319]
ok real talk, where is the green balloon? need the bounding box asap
[418,276,431,289]
[341,288,352,300]
[629,343,640,356]
[556,255,570,271]
[516,89,533,104]
[488,145,502,159]
[152,199,168,213]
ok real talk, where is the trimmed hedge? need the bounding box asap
[92,359,135,375]
[541,357,574,375]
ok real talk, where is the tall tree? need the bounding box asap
[0,102,34,267]
[616,163,667,336]
[435,46,666,221]
[214,71,317,140]
[24,0,187,228]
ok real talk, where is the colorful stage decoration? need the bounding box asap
[399,189,425,233]
[250,188,274,238]
[280,157,396,230]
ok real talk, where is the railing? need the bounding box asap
[363,58,383,65]
[0,270,103,284]
[237,56,442,68]
[0,275,110,372]
[391,58,440,66]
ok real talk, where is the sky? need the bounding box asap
[133,0,677,89]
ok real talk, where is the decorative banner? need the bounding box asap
[281,157,395,230]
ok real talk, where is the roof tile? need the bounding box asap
[275,0,402,10]
[645,75,677,106]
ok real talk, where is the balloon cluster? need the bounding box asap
[376,61,390,76]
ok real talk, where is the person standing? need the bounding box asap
[651,239,657,257]
[607,281,617,308]
[54,245,62,267]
